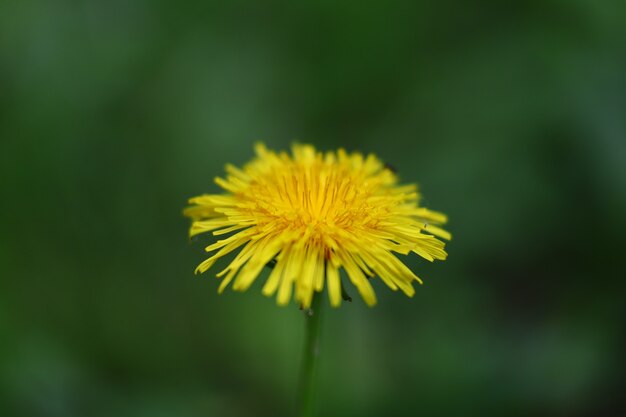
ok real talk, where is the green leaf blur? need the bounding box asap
[1,1,625,416]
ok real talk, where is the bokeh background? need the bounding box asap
[2,1,625,416]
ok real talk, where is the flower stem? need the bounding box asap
[298,294,323,417]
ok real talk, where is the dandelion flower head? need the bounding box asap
[185,144,450,308]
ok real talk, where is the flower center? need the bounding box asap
[243,169,382,237]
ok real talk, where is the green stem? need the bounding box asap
[297,294,323,417]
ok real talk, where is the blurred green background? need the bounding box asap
[1,1,625,416]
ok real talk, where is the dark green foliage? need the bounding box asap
[1,1,625,416]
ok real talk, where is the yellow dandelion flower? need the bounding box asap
[184,143,450,308]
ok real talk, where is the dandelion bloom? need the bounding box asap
[185,144,450,308]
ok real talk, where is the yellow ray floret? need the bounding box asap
[184,143,450,308]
